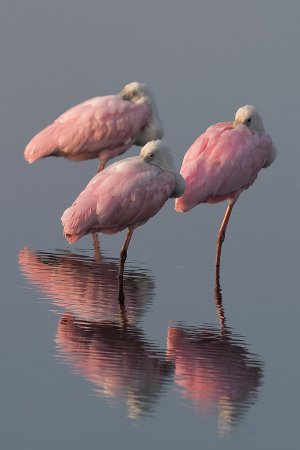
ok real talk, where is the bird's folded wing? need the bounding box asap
[24,96,150,162]
[62,161,176,241]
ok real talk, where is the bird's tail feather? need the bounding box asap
[24,124,60,163]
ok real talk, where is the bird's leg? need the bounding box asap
[92,233,101,261]
[215,201,235,269]
[97,160,105,173]
[119,228,134,270]
[118,228,134,304]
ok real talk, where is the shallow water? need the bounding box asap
[1,1,300,449]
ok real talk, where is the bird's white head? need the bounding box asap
[234,105,265,135]
[139,140,185,198]
[120,82,151,103]
[120,82,164,145]
[140,140,175,169]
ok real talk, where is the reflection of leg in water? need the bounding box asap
[119,301,128,328]
[214,272,227,334]
[92,233,101,261]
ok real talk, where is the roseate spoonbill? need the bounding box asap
[56,315,173,418]
[61,140,185,299]
[24,82,163,172]
[175,105,277,271]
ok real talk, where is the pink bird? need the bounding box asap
[175,105,277,271]
[24,82,163,172]
[61,140,185,298]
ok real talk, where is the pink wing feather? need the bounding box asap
[24,95,150,163]
[62,158,176,243]
[175,122,273,212]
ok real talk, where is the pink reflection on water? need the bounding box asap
[167,324,263,434]
[19,247,154,324]
[56,314,173,418]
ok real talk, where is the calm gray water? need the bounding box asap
[1,1,300,449]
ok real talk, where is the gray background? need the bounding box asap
[1,1,299,449]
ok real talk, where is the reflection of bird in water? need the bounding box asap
[24,82,163,173]
[56,314,173,419]
[19,246,170,418]
[167,284,264,434]
[19,247,154,324]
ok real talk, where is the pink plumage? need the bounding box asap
[24,82,163,171]
[175,105,277,270]
[61,140,185,297]
[62,141,183,242]
[176,120,274,211]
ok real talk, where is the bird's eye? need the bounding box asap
[246,118,252,124]
[148,153,154,159]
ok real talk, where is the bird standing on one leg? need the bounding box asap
[175,105,277,273]
[24,82,163,173]
[61,140,185,302]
